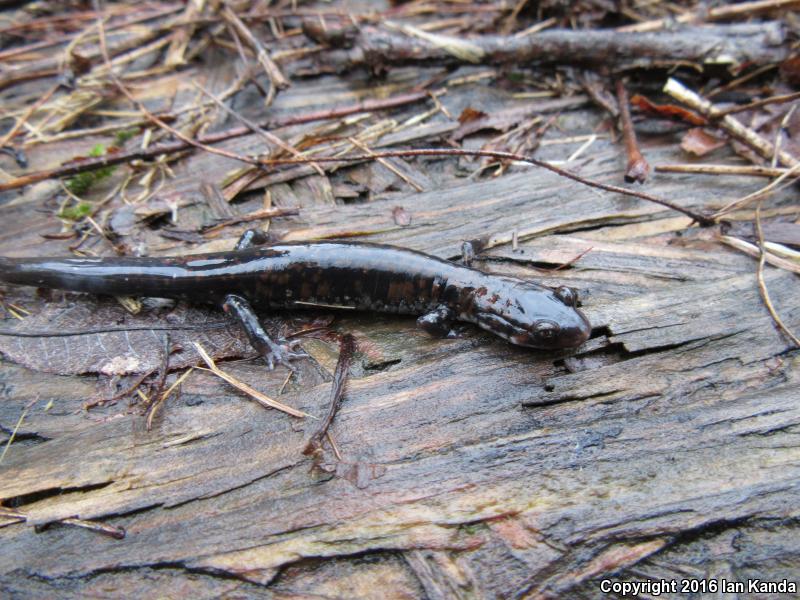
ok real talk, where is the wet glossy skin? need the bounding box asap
[0,242,592,350]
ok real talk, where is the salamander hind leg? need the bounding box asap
[417,305,456,338]
[223,294,305,370]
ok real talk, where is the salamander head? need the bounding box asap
[467,281,591,350]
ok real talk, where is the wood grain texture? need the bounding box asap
[1,30,799,600]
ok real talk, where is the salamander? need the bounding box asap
[0,231,591,368]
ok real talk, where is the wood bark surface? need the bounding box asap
[0,26,799,600]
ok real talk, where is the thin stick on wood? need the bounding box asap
[325,431,343,461]
[617,0,800,32]
[0,91,430,192]
[713,161,800,217]
[0,84,59,149]
[59,517,126,540]
[718,235,800,275]
[261,148,715,225]
[193,343,310,418]
[144,335,173,430]
[502,0,532,35]
[0,4,136,36]
[192,80,324,176]
[146,367,194,431]
[714,91,800,118]
[201,207,300,235]
[303,334,356,456]
[663,78,799,168]
[94,14,266,170]
[616,80,649,183]
[513,17,557,38]
[84,368,156,410]
[771,104,797,168]
[0,4,181,63]
[754,203,800,348]
[580,72,619,118]
[656,164,789,178]
[0,507,26,524]
[549,247,594,272]
[0,398,37,465]
[278,370,293,395]
[222,5,289,106]
[347,137,425,192]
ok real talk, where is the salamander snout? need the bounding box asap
[510,308,591,350]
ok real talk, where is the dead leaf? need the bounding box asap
[0,298,251,375]
[680,128,726,157]
[458,107,487,124]
[631,94,707,126]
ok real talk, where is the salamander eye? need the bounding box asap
[533,320,560,340]
[554,286,578,307]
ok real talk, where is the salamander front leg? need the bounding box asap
[223,294,305,370]
[417,305,456,338]
[235,228,272,251]
[460,236,489,266]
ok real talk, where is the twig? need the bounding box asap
[325,431,342,461]
[549,247,594,272]
[383,20,485,63]
[222,4,289,106]
[714,91,800,118]
[513,17,557,39]
[712,161,800,218]
[85,368,156,409]
[754,203,800,347]
[0,91,430,192]
[201,207,300,235]
[192,80,324,176]
[94,14,266,170]
[502,0,531,35]
[656,164,789,178]
[617,0,800,32]
[771,104,797,168]
[278,370,293,395]
[59,517,126,539]
[261,148,715,225]
[0,507,26,524]
[0,84,59,149]
[580,72,618,118]
[615,79,649,183]
[146,366,193,430]
[347,137,425,192]
[663,78,799,168]
[303,334,356,457]
[0,398,37,465]
[0,3,181,63]
[718,235,800,275]
[144,335,172,430]
[193,342,310,418]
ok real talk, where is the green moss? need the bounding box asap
[64,143,116,196]
[57,201,93,220]
[113,128,138,146]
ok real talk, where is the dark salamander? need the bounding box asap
[0,235,591,368]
